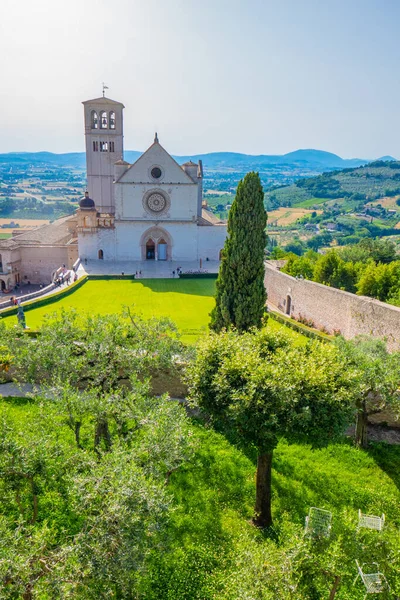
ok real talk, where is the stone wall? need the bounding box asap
[265,261,400,351]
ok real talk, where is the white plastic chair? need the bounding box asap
[304,507,332,538]
[354,561,389,598]
[358,510,385,532]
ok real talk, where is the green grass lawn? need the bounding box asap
[1,396,399,598]
[0,232,12,239]
[2,278,306,345]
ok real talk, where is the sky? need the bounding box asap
[1,0,400,158]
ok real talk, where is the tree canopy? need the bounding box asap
[187,329,356,527]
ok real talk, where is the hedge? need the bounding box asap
[87,274,136,281]
[0,276,88,318]
[179,273,218,279]
[268,310,333,343]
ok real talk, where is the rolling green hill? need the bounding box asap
[266,160,400,208]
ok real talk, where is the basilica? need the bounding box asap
[76,95,227,263]
[0,94,226,291]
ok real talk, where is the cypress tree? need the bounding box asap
[210,171,267,332]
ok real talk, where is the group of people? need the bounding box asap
[172,266,182,278]
[54,267,77,287]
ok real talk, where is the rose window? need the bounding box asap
[146,193,166,213]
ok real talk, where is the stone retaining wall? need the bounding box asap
[264,261,400,351]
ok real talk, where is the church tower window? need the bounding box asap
[109,111,116,129]
[92,141,99,152]
[110,141,115,152]
[91,110,98,129]
[100,141,108,152]
[100,111,108,129]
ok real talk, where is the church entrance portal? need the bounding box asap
[146,239,156,260]
[158,239,167,261]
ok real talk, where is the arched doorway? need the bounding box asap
[98,249,104,260]
[146,239,155,260]
[140,227,173,261]
[0,279,5,292]
[286,295,291,315]
[158,238,167,261]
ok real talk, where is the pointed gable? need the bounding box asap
[117,141,196,185]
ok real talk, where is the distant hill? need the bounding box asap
[265,160,400,208]
[0,148,378,171]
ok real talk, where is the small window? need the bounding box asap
[91,110,98,129]
[151,166,162,179]
[92,141,99,152]
[100,141,108,152]
[109,111,116,129]
[100,111,108,129]
[110,141,115,152]
[98,249,104,260]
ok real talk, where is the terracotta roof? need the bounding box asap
[182,160,198,167]
[198,209,226,226]
[114,159,130,165]
[3,216,76,246]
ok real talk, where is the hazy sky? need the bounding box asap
[1,0,399,157]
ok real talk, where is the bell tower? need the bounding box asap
[82,92,125,213]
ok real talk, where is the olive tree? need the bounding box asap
[335,336,400,448]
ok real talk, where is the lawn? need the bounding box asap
[1,396,399,598]
[2,278,306,344]
[0,232,12,239]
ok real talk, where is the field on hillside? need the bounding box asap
[267,206,322,225]
[1,396,399,598]
[0,232,12,239]
[1,279,306,345]
[0,218,50,228]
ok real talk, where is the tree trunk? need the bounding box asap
[253,451,273,528]
[355,400,368,448]
[94,419,112,452]
[329,575,341,599]
[74,421,82,449]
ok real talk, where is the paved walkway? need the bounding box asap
[81,259,220,279]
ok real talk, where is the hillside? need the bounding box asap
[266,160,400,208]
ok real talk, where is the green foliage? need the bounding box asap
[210,172,267,332]
[283,241,400,301]
[0,388,195,598]
[335,336,400,446]
[187,329,356,526]
[313,250,360,292]
[356,260,400,302]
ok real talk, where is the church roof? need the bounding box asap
[114,159,130,165]
[182,160,198,167]
[82,96,125,107]
[198,209,226,226]
[0,216,76,247]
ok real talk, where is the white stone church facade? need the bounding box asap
[77,95,227,263]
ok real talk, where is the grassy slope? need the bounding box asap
[2,397,399,599]
[267,162,400,209]
[1,279,306,345]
